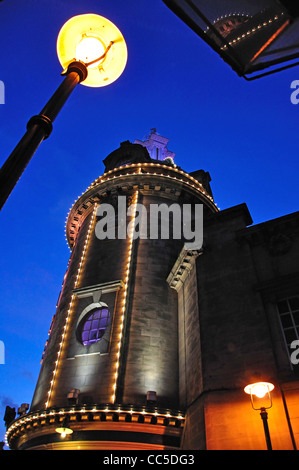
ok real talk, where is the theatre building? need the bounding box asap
[4,130,299,450]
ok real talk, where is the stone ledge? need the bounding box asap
[167,247,203,292]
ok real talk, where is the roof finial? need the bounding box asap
[134,130,175,162]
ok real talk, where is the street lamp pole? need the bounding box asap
[0,61,87,211]
[0,13,127,211]
[244,382,275,450]
[260,407,272,450]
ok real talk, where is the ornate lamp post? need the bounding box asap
[244,382,275,450]
[0,14,127,211]
[162,0,299,79]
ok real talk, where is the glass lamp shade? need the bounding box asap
[55,415,73,438]
[57,14,128,87]
[55,426,73,438]
[244,382,274,398]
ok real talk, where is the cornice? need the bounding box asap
[167,246,203,292]
[65,162,219,250]
[6,404,185,450]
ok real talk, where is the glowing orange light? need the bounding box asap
[244,382,274,399]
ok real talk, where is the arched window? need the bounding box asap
[79,307,110,346]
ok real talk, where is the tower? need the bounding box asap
[5,130,217,450]
[5,130,299,450]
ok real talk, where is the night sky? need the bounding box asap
[0,0,298,448]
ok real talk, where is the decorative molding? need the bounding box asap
[65,162,219,249]
[73,280,124,301]
[75,301,109,331]
[166,247,203,292]
[6,404,184,450]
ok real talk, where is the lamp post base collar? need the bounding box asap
[26,115,53,140]
[62,61,88,83]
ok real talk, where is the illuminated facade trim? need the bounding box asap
[6,405,184,450]
[45,205,98,408]
[65,162,218,249]
[7,135,299,450]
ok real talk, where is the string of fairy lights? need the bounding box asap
[221,12,285,49]
[88,162,213,197]
[45,204,98,409]
[65,162,219,251]
[5,405,184,447]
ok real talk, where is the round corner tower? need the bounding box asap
[6,130,218,450]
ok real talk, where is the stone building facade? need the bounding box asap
[5,130,299,450]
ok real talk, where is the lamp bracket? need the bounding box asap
[62,60,88,83]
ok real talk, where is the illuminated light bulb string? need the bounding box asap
[5,405,184,447]
[65,162,219,250]
[111,190,139,403]
[45,204,98,409]
[219,13,285,49]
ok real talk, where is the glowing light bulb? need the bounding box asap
[55,426,73,438]
[244,382,274,398]
[252,383,269,398]
[57,13,127,87]
[76,36,105,67]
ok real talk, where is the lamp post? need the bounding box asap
[244,381,275,450]
[162,0,299,80]
[0,13,127,211]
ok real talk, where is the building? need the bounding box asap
[4,130,299,450]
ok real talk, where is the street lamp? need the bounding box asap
[162,0,299,79]
[244,381,275,450]
[0,13,127,211]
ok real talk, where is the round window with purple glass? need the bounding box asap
[81,308,110,346]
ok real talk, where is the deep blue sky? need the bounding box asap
[0,0,298,447]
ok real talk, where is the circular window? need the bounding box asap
[80,307,111,346]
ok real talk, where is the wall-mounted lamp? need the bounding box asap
[55,416,73,439]
[244,382,275,450]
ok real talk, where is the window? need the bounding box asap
[80,307,110,346]
[277,296,299,368]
